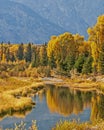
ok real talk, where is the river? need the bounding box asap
[0,85,104,130]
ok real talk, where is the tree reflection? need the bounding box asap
[46,86,92,116]
[0,107,32,121]
[46,86,104,120]
[91,94,104,121]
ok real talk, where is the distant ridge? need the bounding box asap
[0,0,104,43]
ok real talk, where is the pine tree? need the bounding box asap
[74,55,85,73]
[65,54,75,71]
[6,48,10,62]
[25,43,32,62]
[39,45,48,66]
[48,52,56,69]
[82,56,93,74]
[17,43,24,60]
[10,54,15,62]
[0,42,3,61]
[31,46,39,67]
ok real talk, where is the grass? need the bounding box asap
[52,76,104,94]
[0,77,31,92]
[0,120,38,130]
[2,119,104,130]
[52,119,104,130]
[0,77,45,118]
[98,83,104,92]
[0,94,33,118]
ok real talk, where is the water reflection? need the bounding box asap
[0,107,32,121]
[0,86,104,123]
[91,94,104,121]
[46,85,104,120]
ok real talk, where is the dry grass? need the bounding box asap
[98,83,104,92]
[42,75,104,94]
[0,120,38,130]
[0,93,32,113]
[0,77,31,92]
[60,76,104,94]
[0,77,45,118]
[52,119,104,130]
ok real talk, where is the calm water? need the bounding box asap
[0,85,104,130]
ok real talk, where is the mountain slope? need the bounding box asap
[11,0,104,37]
[1,0,104,43]
[0,0,65,43]
[11,0,88,37]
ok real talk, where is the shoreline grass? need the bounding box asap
[43,76,104,94]
[52,119,104,130]
[0,77,45,119]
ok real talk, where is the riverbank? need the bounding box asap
[0,75,104,115]
[0,77,45,118]
[0,75,104,118]
[42,75,104,94]
[0,76,104,130]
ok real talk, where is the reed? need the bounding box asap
[52,119,104,130]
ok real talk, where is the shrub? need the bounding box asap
[0,71,9,79]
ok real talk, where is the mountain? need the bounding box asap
[0,0,104,43]
[0,0,65,43]
[13,0,104,26]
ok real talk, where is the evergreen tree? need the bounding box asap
[48,52,56,69]
[10,54,15,62]
[31,46,40,67]
[82,56,93,74]
[74,55,86,73]
[25,43,32,62]
[0,42,3,61]
[39,45,48,66]
[6,48,10,62]
[8,41,11,45]
[17,43,24,60]
[65,54,75,71]
[31,46,37,67]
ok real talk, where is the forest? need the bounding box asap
[0,15,104,78]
